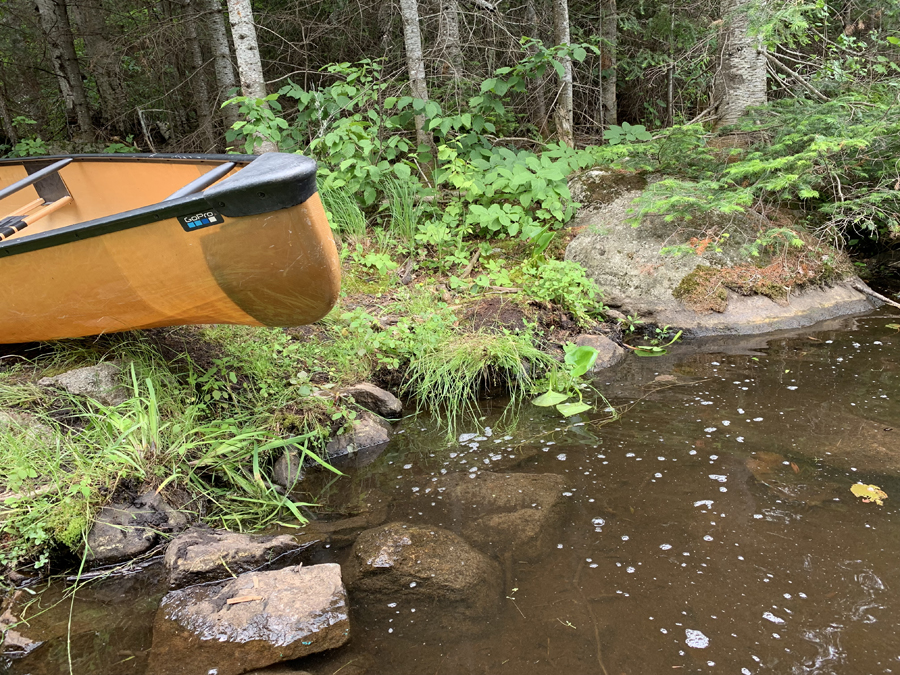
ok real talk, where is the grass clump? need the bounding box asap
[403,330,560,424]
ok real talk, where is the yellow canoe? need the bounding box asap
[0,153,340,344]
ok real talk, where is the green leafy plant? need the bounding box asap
[522,259,605,325]
[604,122,653,145]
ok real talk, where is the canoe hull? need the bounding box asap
[0,192,339,344]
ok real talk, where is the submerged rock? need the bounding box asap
[344,522,502,629]
[164,527,314,589]
[574,334,626,370]
[37,362,128,406]
[149,564,349,675]
[340,383,403,419]
[421,472,567,560]
[85,491,188,564]
[565,191,876,336]
[1,591,42,659]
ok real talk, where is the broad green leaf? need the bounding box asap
[393,163,411,180]
[532,390,569,407]
[557,401,592,417]
[564,345,598,377]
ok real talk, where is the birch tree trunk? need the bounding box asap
[225,0,277,153]
[600,0,617,127]
[201,0,240,131]
[437,0,463,83]
[35,0,93,140]
[712,0,767,127]
[69,0,129,135]
[398,0,430,149]
[552,0,574,146]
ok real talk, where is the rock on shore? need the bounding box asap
[149,564,349,675]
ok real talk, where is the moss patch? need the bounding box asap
[673,233,853,313]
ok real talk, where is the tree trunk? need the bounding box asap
[35,0,93,141]
[712,0,767,127]
[225,0,277,153]
[201,0,240,131]
[0,91,17,145]
[68,0,129,135]
[600,0,617,127]
[552,0,573,146]
[525,0,548,137]
[398,0,430,149]
[437,0,463,82]
[183,0,218,151]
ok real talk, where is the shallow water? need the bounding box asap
[6,309,900,675]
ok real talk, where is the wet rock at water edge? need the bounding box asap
[273,448,305,489]
[324,411,392,467]
[37,362,128,406]
[149,564,349,675]
[340,382,403,419]
[165,526,315,589]
[421,472,567,560]
[1,591,43,659]
[565,190,876,336]
[574,334,625,370]
[344,522,502,630]
[85,491,188,564]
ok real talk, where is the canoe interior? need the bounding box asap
[0,157,245,242]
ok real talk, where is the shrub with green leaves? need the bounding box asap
[522,259,605,325]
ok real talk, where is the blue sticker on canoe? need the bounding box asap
[177,209,224,232]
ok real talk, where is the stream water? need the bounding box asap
[4,308,900,675]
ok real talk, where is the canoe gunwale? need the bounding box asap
[0,153,319,259]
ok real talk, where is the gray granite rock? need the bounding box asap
[38,362,127,406]
[85,491,187,563]
[273,448,304,488]
[164,527,312,589]
[341,383,402,419]
[324,412,392,466]
[574,334,626,370]
[565,191,876,336]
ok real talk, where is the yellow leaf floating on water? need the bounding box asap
[851,483,888,506]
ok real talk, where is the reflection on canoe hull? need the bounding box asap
[0,153,340,344]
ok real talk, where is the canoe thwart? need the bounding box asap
[164,161,236,201]
[0,157,72,203]
[24,195,73,225]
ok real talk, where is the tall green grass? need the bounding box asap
[321,186,367,242]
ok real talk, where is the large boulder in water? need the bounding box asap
[565,186,876,336]
[149,564,349,675]
[344,522,502,630]
[416,472,568,560]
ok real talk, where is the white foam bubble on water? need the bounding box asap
[660,543,673,550]
[709,474,728,482]
[762,612,785,624]
[685,629,709,649]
